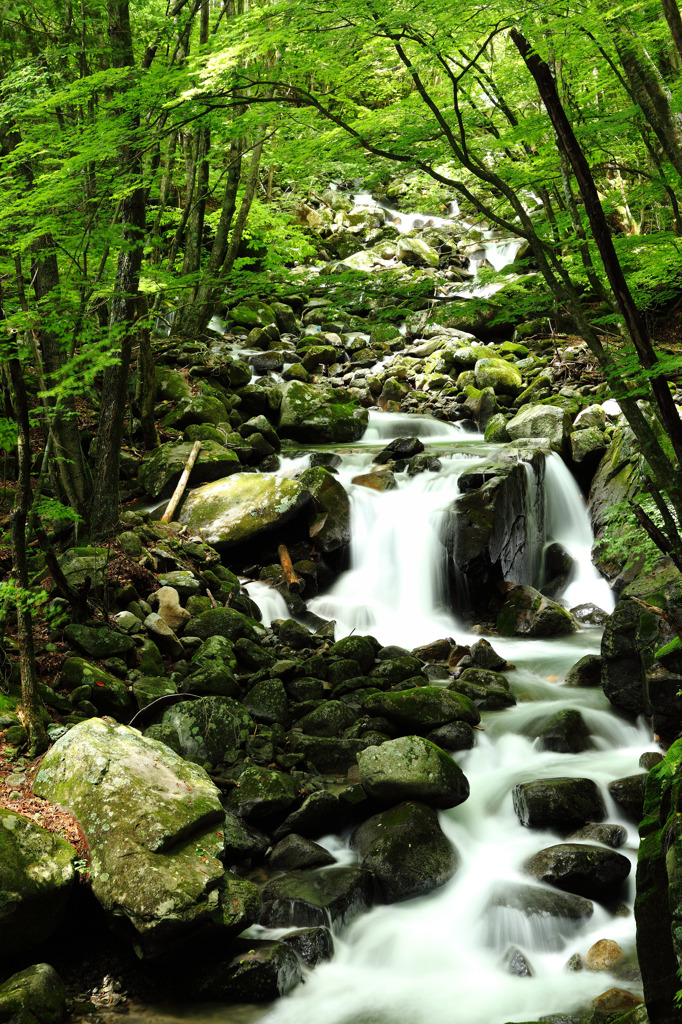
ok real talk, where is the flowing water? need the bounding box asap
[240,412,649,1024]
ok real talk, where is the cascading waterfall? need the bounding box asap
[241,415,648,1024]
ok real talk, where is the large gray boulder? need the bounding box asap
[506,404,572,454]
[513,777,606,830]
[277,381,368,443]
[33,718,255,954]
[139,440,240,499]
[0,809,77,957]
[177,473,310,548]
[0,965,66,1024]
[497,584,577,637]
[357,735,470,808]
[523,843,631,900]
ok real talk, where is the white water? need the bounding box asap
[241,412,650,1024]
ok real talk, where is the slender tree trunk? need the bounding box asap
[134,293,159,449]
[90,0,147,539]
[662,0,682,64]
[222,137,265,276]
[512,28,682,481]
[6,335,47,755]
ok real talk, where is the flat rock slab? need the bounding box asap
[260,865,374,929]
[34,718,226,954]
[357,735,470,809]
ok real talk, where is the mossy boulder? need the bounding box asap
[33,718,227,954]
[363,686,480,732]
[187,606,262,643]
[330,635,376,672]
[497,584,577,637]
[177,473,310,548]
[225,766,299,821]
[0,810,77,957]
[474,357,523,396]
[298,467,351,553]
[0,964,66,1024]
[277,381,368,443]
[139,441,240,500]
[64,624,135,660]
[357,735,470,808]
[512,777,606,830]
[350,801,458,902]
[506,404,572,454]
[59,657,134,719]
[260,865,374,929]
[162,395,228,430]
[160,696,254,765]
[228,299,277,330]
[523,843,631,900]
[296,700,356,737]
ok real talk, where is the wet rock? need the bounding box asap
[0,964,66,1024]
[278,381,368,443]
[282,927,334,967]
[298,466,351,552]
[566,823,627,848]
[512,777,606,830]
[425,720,475,752]
[375,436,425,462]
[188,606,262,644]
[535,709,592,754]
[33,718,227,954]
[287,734,369,773]
[364,686,480,731]
[608,773,647,823]
[177,473,310,548]
[497,585,577,638]
[350,801,458,902]
[453,667,515,710]
[0,810,77,957]
[260,865,374,928]
[369,656,426,684]
[222,811,270,862]
[357,735,470,809]
[639,751,663,771]
[469,639,508,671]
[273,790,349,841]
[139,440,240,499]
[297,700,356,736]
[564,655,602,688]
[571,603,610,627]
[506,947,534,976]
[584,938,625,971]
[243,679,290,726]
[352,469,397,491]
[185,939,302,1001]
[590,988,643,1013]
[64,623,134,660]
[523,844,631,900]
[486,883,593,952]
[268,834,336,872]
[184,662,240,698]
[225,766,299,822]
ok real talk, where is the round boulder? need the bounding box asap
[357,735,470,809]
[523,843,631,900]
[512,777,606,830]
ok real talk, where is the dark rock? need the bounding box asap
[0,964,66,1024]
[513,778,606,830]
[357,735,470,809]
[161,696,254,765]
[639,751,663,771]
[564,655,602,688]
[330,635,377,672]
[375,436,425,462]
[486,883,593,952]
[566,823,628,848]
[222,811,270,862]
[273,791,349,841]
[189,607,262,643]
[453,667,516,710]
[535,709,592,754]
[425,720,476,752]
[225,766,299,822]
[369,656,425,684]
[523,843,631,899]
[608,774,647,823]
[288,734,369,773]
[506,947,534,976]
[268,834,336,872]
[185,939,302,1001]
[298,466,351,553]
[282,927,334,967]
[64,624,135,660]
[469,639,508,671]
[497,584,577,638]
[260,865,374,928]
[364,686,480,732]
[297,700,356,736]
[350,801,458,902]
[243,679,290,726]
[571,603,610,627]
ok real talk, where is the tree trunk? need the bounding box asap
[662,0,682,64]
[90,0,147,540]
[134,293,159,449]
[6,338,48,756]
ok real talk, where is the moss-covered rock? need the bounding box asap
[350,800,458,902]
[363,686,480,731]
[225,766,299,821]
[160,696,254,765]
[162,395,228,430]
[139,441,240,499]
[33,718,226,954]
[497,584,577,637]
[187,606,262,643]
[0,810,77,957]
[474,357,523,396]
[523,843,630,900]
[277,381,368,443]
[260,865,374,929]
[506,404,572,454]
[0,964,66,1024]
[177,473,309,548]
[357,735,470,808]
[512,777,606,830]
[298,467,351,553]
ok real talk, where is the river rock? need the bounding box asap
[268,835,336,872]
[243,678,289,725]
[535,709,592,753]
[506,404,572,455]
[159,695,254,766]
[64,623,135,660]
[564,654,602,688]
[0,964,66,1024]
[296,700,356,736]
[452,667,516,710]
[273,790,349,841]
[350,801,458,902]
[183,939,302,1001]
[608,773,647,822]
[288,734,370,772]
[277,381,368,443]
[225,766,299,822]
[298,466,351,552]
[395,235,440,267]
[363,686,480,731]
[523,844,631,900]
[282,927,334,967]
[497,584,577,637]
[512,777,606,830]
[357,735,470,809]
[147,586,190,630]
[177,473,310,548]
[585,938,625,971]
[260,865,374,928]
[426,720,475,751]
[33,718,231,954]
[566,823,628,848]
[139,440,240,499]
[0,809,77,957]
[474,357,523,395]
[59,657,134,718]
[486,883,593,952]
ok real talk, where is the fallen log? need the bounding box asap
[161,440,201,523]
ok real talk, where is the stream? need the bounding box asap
[129,200,653,1024]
